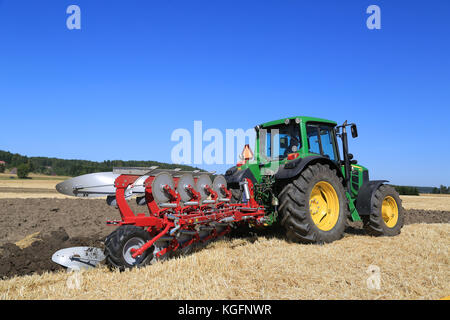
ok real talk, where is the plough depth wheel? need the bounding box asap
[104,225,153,271]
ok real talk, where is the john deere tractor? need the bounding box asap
[225,116,404,243]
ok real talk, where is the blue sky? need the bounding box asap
[0,0,449,186]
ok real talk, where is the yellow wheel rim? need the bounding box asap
[309,181,340,231]
[382,196,399,228]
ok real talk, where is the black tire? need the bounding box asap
[362,185,404,236]
[278,163,348,244]
[104,225,153,271]
[229,188,242,204]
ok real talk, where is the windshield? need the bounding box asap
[260,123,301,160]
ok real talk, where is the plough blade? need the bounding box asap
[52,247,105,271]
[56,172,120,198]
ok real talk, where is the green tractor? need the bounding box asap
[225,116,404,243]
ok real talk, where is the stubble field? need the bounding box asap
[0,176,448,300]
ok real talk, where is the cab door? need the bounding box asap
[305,123,340,162]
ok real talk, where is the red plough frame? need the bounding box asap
[106,174,266,260]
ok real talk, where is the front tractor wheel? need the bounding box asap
[104,225,153,271]
[363,185,404,236]
[278,163,348,244]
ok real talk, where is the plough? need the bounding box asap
[53,167,267,270]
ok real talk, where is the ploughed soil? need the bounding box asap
[0,198,449,279]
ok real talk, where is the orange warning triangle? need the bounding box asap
[242,144,254,160]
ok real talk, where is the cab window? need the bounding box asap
[306,124,338,161]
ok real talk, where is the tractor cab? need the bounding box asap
[255,116,342,171]
[251,117,368,197]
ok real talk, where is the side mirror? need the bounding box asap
[351,124,358,138]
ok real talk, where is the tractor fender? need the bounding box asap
[274,155,344,181]
[224,166,257,188]
[355,180,389,215]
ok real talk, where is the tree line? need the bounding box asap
[0,150,203,178]
[392,186,420,196]
[391,185,450,195]
[431,185,450,194]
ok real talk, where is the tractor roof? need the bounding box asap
[261,116,337,128]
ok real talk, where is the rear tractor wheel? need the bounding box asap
[363,185,404,236]
[104,225,153,271]
[278,163,348,244]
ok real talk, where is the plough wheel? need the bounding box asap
[104,225,153,271]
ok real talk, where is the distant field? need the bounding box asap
[0,174,70,199]
[0,179,63,189]
[0,173,70,181]
[401,194,450,211]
